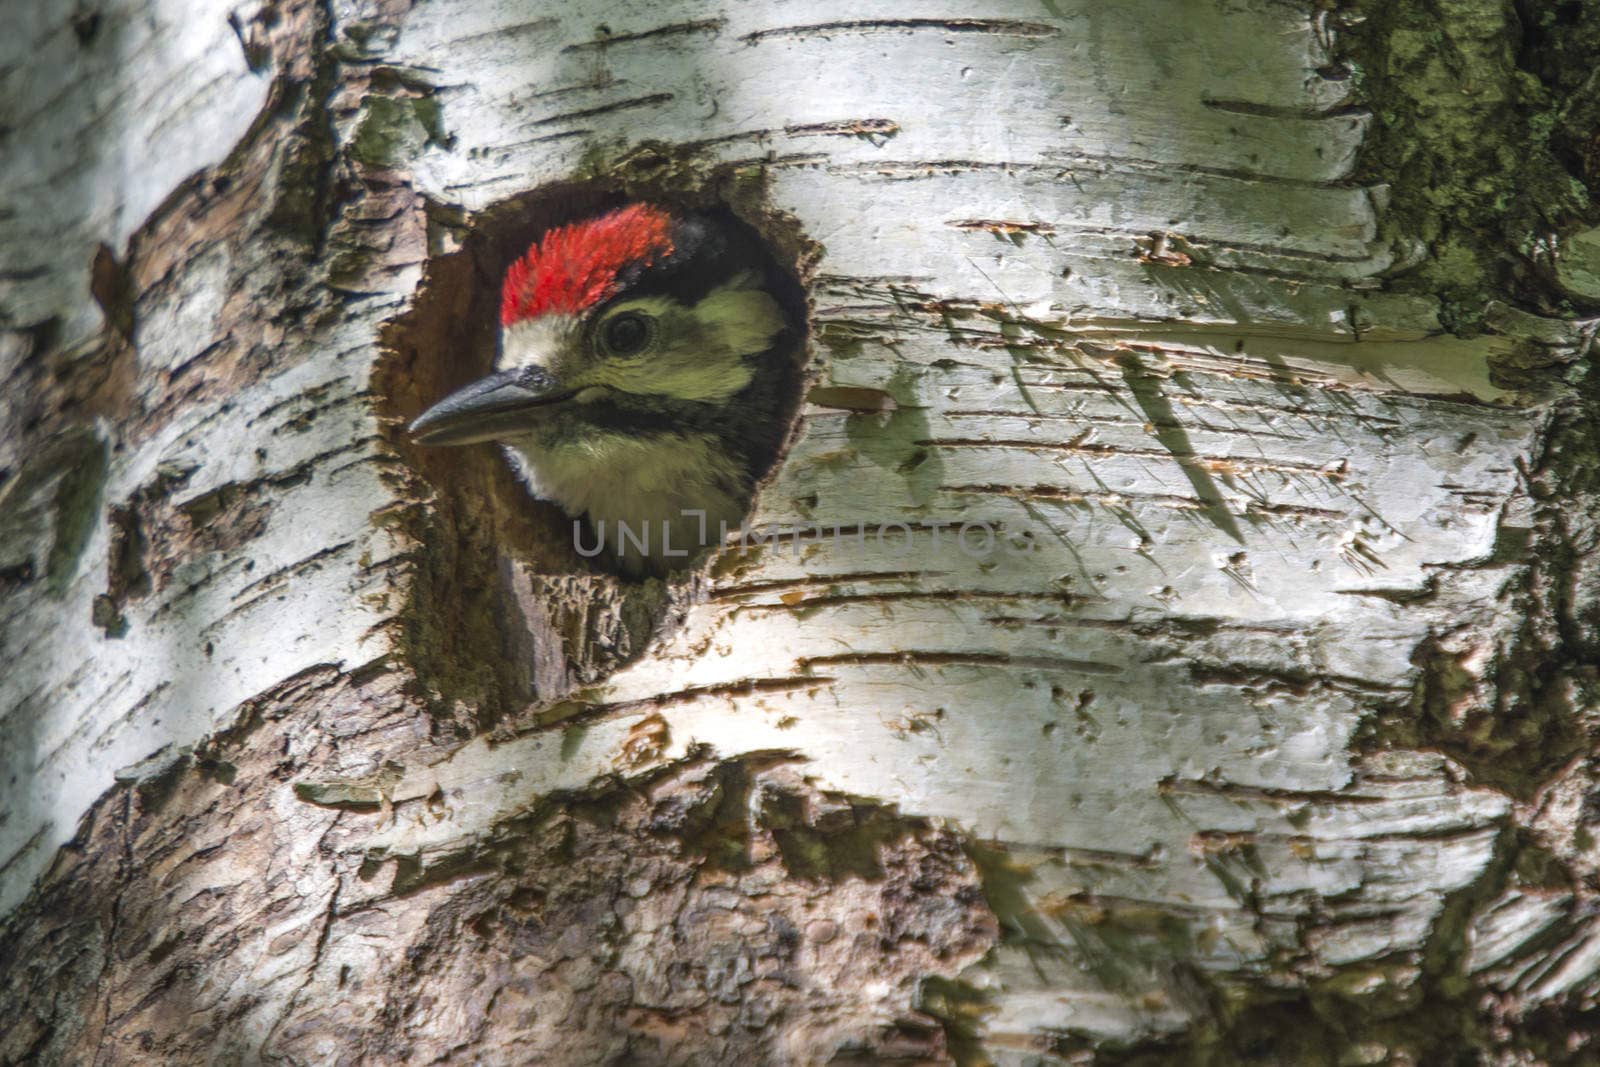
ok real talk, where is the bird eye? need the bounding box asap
[598,311,655,357]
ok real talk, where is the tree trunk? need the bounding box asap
[4,0,1600,1062]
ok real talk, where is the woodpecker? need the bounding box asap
[409,203,802,575]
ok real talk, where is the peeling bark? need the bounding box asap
[4,0,1600,1063]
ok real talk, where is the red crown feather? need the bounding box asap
[499,204,676,326]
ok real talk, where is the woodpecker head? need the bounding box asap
[409,203,802,575]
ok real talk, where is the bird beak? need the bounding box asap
[408,367,572,446]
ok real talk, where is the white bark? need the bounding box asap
[2,0,1597,1061]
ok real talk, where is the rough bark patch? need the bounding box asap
[0,665,996,1066]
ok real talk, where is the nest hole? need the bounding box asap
[374,180,814,726]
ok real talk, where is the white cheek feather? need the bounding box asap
[582,281,787,404]
[695,282,788,362]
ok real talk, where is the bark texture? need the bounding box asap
[3,0,1600,1063]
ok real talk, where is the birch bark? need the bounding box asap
[3,0,1599,1062]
